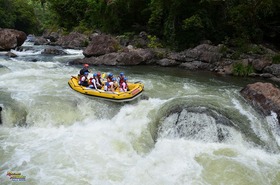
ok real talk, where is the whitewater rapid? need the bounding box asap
[0,43,280,185]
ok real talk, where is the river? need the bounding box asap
[0,42,280,185]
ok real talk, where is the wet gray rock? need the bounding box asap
[44,31,60,42]
[263,64,280,77]
[252,57,272,72]
[169,44,223,63]
[34,37,50,45]
[180,61,210,70]
[5,51,17,57]
[41,47,67,55]
[157,58,180,67]
[240,82,280,122]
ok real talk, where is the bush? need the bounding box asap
[272,55,280,64]
[233,62,254,76]
[147,35,163,48]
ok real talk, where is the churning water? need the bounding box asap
[0,42,280,185]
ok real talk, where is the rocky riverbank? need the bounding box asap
[34,30,280,84]
[2,28,280,82]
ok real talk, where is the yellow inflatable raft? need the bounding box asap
[68,76,144,102]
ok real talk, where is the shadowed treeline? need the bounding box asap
[1,0,280,50]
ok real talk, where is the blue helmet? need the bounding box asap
[84,72,89,75]
[93,73,97,77]
[124,78,127,81]
[112,78,116,81]
[108,73,113,77]
[120,72,124,76]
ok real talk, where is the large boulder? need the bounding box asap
[169,44,223,63]
[43,31,60,42]
[263,64,280,77]
[83,34,120,57]
[0,28,26,51]
[251,57,272,72]
[55,32,89,49]
[240,82,280,122]
[70,48,155,66]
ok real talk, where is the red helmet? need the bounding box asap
[97,72,101,76]
[84,64,89,67]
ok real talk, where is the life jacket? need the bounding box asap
[88,77,94,85]
[79,75,88,81]
[97,77,102,85]
[104,82,111,91]
[120,82,128,91]
[119,77,124,85]
[79,75,88,86]
[106,82,111,88]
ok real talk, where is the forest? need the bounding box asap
[0,0,280,50]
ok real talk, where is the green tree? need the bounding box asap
[0,0,16,28]
[0,0,39,34]
[47,0,88,30]
[98,0,150,33]
[3,0,279,50]
[148,0,206,49]
[14,0,39,33]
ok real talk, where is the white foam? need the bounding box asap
[10,49,43,56]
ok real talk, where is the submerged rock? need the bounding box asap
[5,51,17,57]
[41,47,67,55]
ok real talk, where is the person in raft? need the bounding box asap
[96,72,103,87]
[117,72,125,86]
[89,73,102,89]
[119,77,128,92]
[112,78,119,90]
[104,82,111,92]
[79,72,89,87]
[104,73,115,92]
[106,73,113,82]
[79,64,90,75]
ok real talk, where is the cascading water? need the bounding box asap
[0,42,280,185]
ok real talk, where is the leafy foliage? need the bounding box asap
[1,0,279,50]
[147,35,162,48]
[0,0,38,33]
[272,55,280,64]
[0,0,15,28]
[233,62,254,76]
